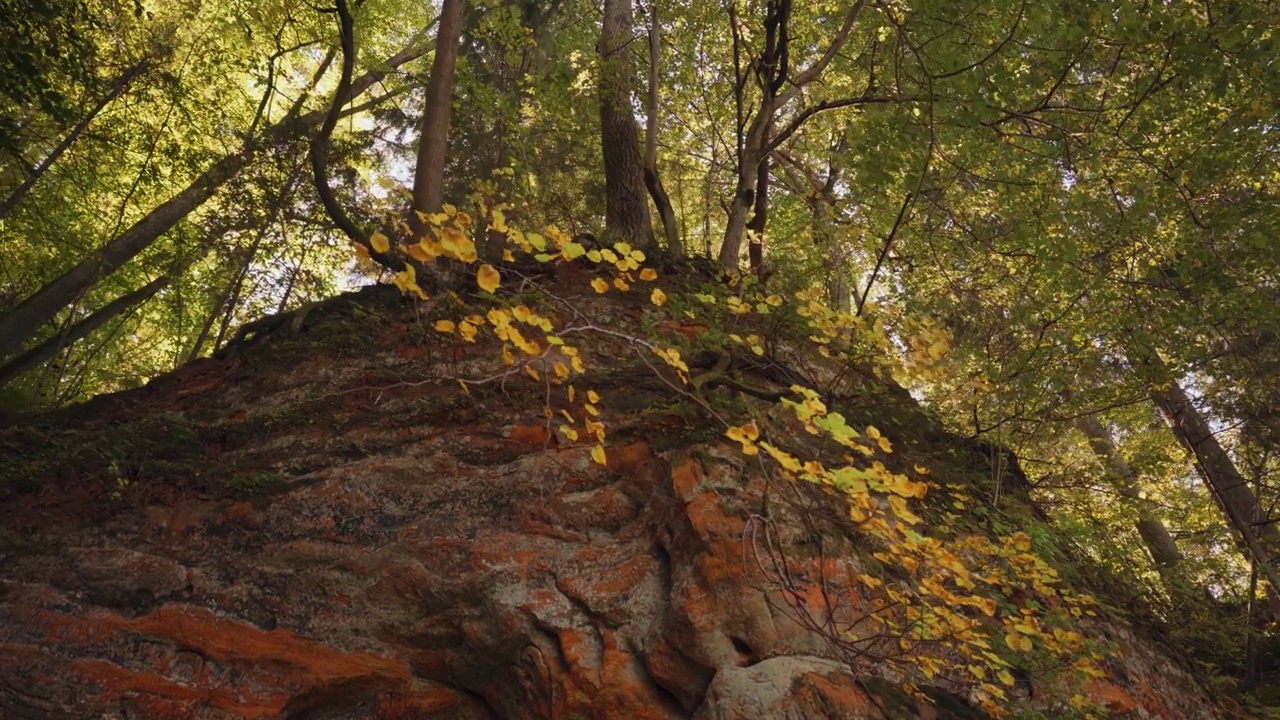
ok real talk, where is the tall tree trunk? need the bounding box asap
[0,276,168,387]
[598,0,653,250]
[1075,414,1183,570]
[643,2,681,257]
[1135,350,1280,602]
[411,0,465,215]
[0,40,429,363]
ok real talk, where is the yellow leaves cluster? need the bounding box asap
[651,346,689,383]
[362,197,1108,715]
[392,265,428,300]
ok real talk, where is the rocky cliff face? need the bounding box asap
[0,285,1231,719]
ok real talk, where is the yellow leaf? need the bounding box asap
[651,288,667,306]
[587,390,600,403]
[613,277,630,291]
[760,442,801,472]
[370,231,390,254]
[459,321,478,343]
[477,264,501,293]
[1004,633,1022,652]
[554,362,570,378]
[443,203,457,217]
[592,445,607,465]
[877,436,893,453]
[563,242,586,260]
[354,243,371,260]
[408,244,432,262]
[591,278,609,294]
[434,320,456,333]
[726,422,760,443]
[503,249,515,262]
[439,226,478,262]
[560,425,579,442]
[525,366,541,381]
[488,309,512,330]
[417,238,444,259]
[640,268,658,281]
[996,669,1015,687]
[567,385,576,403]
[888,495,921,524]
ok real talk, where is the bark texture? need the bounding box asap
[411,0,465,215]
[644,3,682,256]
[598,0,653,250]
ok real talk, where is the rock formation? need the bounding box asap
[0,284,1230,719]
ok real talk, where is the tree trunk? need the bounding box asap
[643,2,681,257]
[717,0,865,270]
[1153,377,1280,550]
[0,276,168,387]
[0,60,150,220]
[0,42,429,363]
[718,110,769,270]
[598,0,653,250]
[411,0,465,216]
[745,119,772,274]
[1136,350,1280,602]
[1075,414,1183,570]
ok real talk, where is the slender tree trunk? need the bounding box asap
[598,0,653,250]
[411,0,465,215]
[643,2,681,256]
[1075,414,1183,570]
[719,111,768,269]
[187,260,241,363]
[745,118,773,273]
[0,61,149,220]
[0,151,249,362]
[0,276,168,387]
[0,41,428,362]
[185,160,305,363]
[718,0,865,270]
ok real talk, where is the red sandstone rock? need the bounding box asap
[0,289,1232,719]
